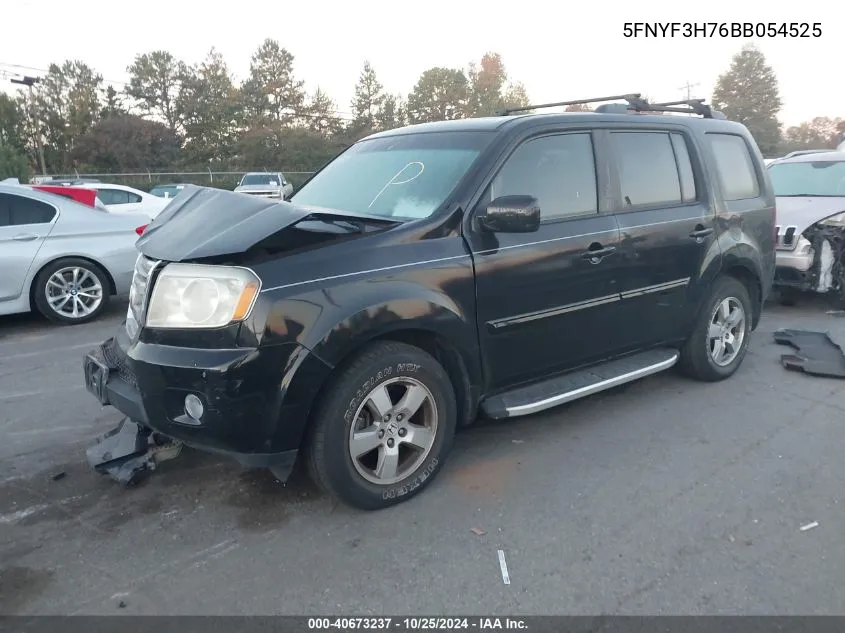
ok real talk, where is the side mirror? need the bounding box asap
[478,195,540,233]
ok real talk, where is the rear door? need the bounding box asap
[0,192,57,301]
[606,127,721,347]
[466,129,625,392]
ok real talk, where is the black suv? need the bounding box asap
[83,95,775,510]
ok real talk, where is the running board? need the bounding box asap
[481,348,680,419]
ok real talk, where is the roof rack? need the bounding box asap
[495,94,724,119]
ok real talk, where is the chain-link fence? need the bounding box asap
[38,170,317,192]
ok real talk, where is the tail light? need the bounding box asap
[135,225,148,236]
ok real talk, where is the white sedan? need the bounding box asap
[72,183,170,220]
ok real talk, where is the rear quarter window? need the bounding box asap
[707,133,761,201]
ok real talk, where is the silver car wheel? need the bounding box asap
[348,377,439,486]
[708,296,746,367]
[45,266,104,320]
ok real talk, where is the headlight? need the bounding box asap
[819,212,845,227]
[146,264,260,329]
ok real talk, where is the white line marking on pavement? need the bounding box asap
[0,341,99,362]
[497,549,511,585]
[1,385,83,402]
[0,504,49,524]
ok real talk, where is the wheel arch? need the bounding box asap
[720,262,763,329]
[28,254,117,311]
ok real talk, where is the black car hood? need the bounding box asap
[136,185,395,262]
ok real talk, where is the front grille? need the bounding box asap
[775,224,799,250]
[242,190,280,198]
[125,254,161,339]
[103,337,138,388]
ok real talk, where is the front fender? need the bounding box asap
[262,281,481,453]
[304,281,481,377]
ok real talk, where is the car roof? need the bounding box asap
[773,151,845,164]
[362,111,748,141]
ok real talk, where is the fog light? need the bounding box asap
[184,394,204,420]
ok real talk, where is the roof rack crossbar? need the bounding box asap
[496,94,720,119]
[495,93,643,116]
[646,99,714,118]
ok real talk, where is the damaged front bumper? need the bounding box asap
[81,332,303,484]
[774,227,840,294]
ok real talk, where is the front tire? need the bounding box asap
[679,276,753,382]
[33,258,110,325]
[307,341,457,510]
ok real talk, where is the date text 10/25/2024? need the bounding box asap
[308,618,527,631]
[623,22,822,37]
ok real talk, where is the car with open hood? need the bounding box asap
[81,94,774,510]
[768,151,845,303]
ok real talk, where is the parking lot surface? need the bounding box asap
[2,297,844,615]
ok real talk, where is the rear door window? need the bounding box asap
[0,193,57,226]
[610,131,683,208]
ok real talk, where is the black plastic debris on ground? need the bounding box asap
[773,329,845,378]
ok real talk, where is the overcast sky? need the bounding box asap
[0,0,839,127]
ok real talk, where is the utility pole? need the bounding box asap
[678,81,700,101]
[10,75,47,176]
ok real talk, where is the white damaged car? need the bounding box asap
[770,150,845,304]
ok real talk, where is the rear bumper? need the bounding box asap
[82,328,318,473]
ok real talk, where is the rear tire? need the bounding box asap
[33,258,110,325]
[307,341,456,510]
[679,276,753,382]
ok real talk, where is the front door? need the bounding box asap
[465,130,625,392]
[605,128,720,347]
[0,192,56,302]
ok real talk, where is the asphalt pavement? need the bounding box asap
[2,296,845,615]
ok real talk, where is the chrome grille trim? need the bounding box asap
[775,224,799,250]
[125,254,162,338]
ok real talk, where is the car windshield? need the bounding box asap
[241,174,280,186]
[291,131,492,220]
[769,160,845,197]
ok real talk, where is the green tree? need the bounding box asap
[503,82,530,110]
[0,93,27,151]
[100,85,126,119]
[377,94,406,130]
[35,60,103,171]
[126,51,188,133]
[406,68,468,124]
[351,61,384,131]
[464,53,529,117]
[70,114,181,171]
[780,118,845,153]
[712,44,783,154]
[305,87,344,136]
[240,38,306,125]
[0,145,30,181]
[177,48,240,166]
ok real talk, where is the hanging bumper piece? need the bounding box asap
[86,418,183,485]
